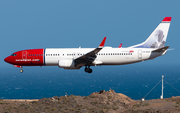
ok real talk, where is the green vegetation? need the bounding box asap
[19,104,25,107]
[83,96,89,100]
[112,106,119,110]
[51,108,55,111]
[107,96,112,99]
[91,101,98,105]
[90,95,96,98]
[30,101,38,104]
[0,101,4,104]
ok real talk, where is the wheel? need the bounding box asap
[84,67,87,72]
[20,69,23,73]
[88,68,92,73]
[84,67,93,73]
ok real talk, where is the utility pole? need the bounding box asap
[161,75,164,99]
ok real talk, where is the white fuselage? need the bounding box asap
[44,47,163,67]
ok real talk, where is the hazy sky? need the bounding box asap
[1,0,179,69]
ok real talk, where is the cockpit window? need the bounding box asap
[11,54,17,56]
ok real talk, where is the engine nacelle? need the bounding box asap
[58,59,76,68]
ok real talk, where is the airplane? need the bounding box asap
[4,17,171,73]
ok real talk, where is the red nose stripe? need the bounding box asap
[5,49,44,66]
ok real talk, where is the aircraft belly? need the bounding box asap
[142,53,151,60]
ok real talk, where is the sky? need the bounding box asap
[1,0,180,100]
[0,0,180,68]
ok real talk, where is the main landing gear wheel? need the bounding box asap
[84,66,93,73]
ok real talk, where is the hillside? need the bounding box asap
[0,90,180,113]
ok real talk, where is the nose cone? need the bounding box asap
[4,57,8,62]
[4,56,11,64]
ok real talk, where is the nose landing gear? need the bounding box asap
[14,65,23,73]
[20,67,23,73]
[84,66,92,73]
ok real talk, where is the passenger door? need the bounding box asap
[22,51,27,59]
[138,50,142,59]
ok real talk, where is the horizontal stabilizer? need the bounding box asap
[167,48,174,51]
[152,46,170,52]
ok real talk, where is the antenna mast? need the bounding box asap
[161,75,164,99]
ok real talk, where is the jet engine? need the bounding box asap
[58,59,77,69]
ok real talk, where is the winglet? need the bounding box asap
[98,37,106,48]
[162,17,171,22]
[118,43,122,48]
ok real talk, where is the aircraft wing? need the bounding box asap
[74,37,106,66]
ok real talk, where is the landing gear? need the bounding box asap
[84,66,92,73]
[20,67,23,73]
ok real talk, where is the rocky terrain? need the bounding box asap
[0,90,180,113]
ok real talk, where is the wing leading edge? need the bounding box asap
[74,37,106,66]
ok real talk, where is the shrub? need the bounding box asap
[31,101,38,104]
[91,96,96,98]
[19,104,25,107]
[107,96,112,99]
[83,96,88,100]
[91,101,98,105]
[45,106,50,109]
[65,108,68,110]
[0,102,4,104]
[113,106,119,110]
[51,108,55,111]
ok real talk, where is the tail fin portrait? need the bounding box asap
[129,17,171,48]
